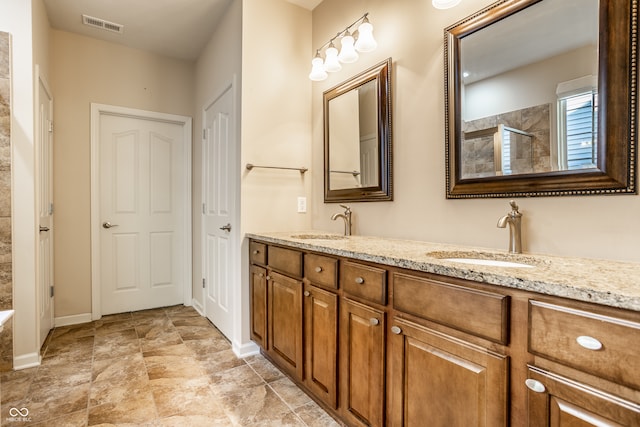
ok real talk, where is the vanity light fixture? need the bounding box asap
[308,13,377,81]
[432,0,462,9]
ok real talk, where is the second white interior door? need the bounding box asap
[203,84,236,340]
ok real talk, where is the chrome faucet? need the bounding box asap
[331,204,352,236]
[497,200,522,254]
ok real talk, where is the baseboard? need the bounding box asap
[233,340,260,358]
[13,352,41,370]
[54,313,93,327]
[191,299,204,316]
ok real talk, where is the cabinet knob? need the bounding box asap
[576,335,603,351]
[524,379,546,393]
[258,273,264,278]
[266,275,271,281]
[369,318,380,326]
[390,325,402,335]
[355,277,365,284]
[315,266,323,273]
[252,250,260,255]
[304,291,311,297]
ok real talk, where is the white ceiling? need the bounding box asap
[42,0,324,62]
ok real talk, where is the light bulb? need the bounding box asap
[338,31,359,63]
[323,43,342,72]
[432,0,462,9]
[309,54,327,81]
[355,18,377,52]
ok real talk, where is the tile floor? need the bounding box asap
[0,305,341,426]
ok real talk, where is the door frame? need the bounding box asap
[34,64,54,346]
[90,103,192,320]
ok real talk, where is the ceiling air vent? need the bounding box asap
[82,14,124,34]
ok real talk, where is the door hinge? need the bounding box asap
[202,278,206,288]
[49,203,54,215]
[202,129,207,139]
[48,120,53,133]
[50,286,54,297]
[202,203,206,214]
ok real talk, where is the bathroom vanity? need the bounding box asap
[247,232,640,426]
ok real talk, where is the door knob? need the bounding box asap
[220,223,232,232]
[102,221,119,229]
[39,226,50,232]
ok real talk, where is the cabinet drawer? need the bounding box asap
[393,272,509,344]
[304,253,338,290]
[341,261,386,305]
[529,300,640,390]
[249,241,267,265]
[268,246,303,278]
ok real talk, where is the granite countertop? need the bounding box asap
[247,231,640,312]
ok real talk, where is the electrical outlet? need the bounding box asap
[297,197,307,213]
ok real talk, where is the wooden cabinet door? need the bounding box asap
[267,271,303,380]
[250,265,267,349]
[388,318,509,427]
[340,298,385,427]
[303,283,338,408]
[526,366,640,427]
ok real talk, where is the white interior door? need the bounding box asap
[203,84,236,339]
[98,112,187,315]
[36,69,54,346]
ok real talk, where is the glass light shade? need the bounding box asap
[355,21,377,52]
[324,44,342,72]
[432,0,462,9]
[309,56,327,81]
[338,32,359,63]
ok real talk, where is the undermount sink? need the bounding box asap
[442,258,534,268]
[426,251,542,268]
[290,234,348,240]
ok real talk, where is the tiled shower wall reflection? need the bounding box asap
[462,104,551,178]
[0,31,12,371]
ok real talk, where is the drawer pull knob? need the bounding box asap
[370,318,379,326]
[390,326,402,335]
[304,291,311,297]
[355,277,365,284]
[315,266,323,273]
[525,379,546,393]
[576,335,603,351]
[252,250,260,255]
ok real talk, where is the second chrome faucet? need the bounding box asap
[497,200,522,253]
[331,204,353,236]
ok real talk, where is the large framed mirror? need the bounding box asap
[324,58,393,202]
[445,0,637,198]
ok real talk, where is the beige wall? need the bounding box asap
[241,0,312,235]
[310,0,640,263]
[50,30,195,318]
[239,0,312,348]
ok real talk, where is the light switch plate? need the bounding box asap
[297,197,307,213]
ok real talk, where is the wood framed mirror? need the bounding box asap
[324,58,393,203]
[445,0,637,198]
